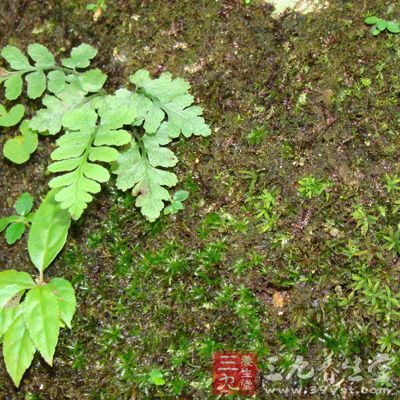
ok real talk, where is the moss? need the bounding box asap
[1,0,400,398]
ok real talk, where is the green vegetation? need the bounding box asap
[365,16,400,35]
[1,0,400,398]
[297,176,331,199]
[0,42,210,387]
[0,193,33,245]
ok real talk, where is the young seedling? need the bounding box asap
[365,16,400,36]
[86,0,107,21]
[164,190,189,215]
[297,176,331,199]
[0,192,34,244]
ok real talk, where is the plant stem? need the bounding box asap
[39,270,44,285]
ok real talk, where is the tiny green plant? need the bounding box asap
[364,16,400,36]
[297,176,331,199]
[148,369,166,386]
[87,0,106,11]
[384,174,400,193]
[164,190,189,215]
[86,0,107,21]
[0,42,211,386]
[0,192,33,245]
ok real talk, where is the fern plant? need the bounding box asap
[0,42,211,386]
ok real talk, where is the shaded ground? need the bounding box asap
[1,0,400,398]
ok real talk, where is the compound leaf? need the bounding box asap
[47,278,76,329]
[23,285,60,365]
[30,83,88,135]
[28,189,71,272]
[129,70,210,137]
[115,140,177,221]
[27,44,55,68]
[3,312,36,387]
[48,111,126,219]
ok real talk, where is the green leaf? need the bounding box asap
[0,216,16,232]
[163,94,211,138]
[48,110,127,219]
[1,46,31,70]
[23,285,60,365]
[61,43,97,69]
[3,120,38,164]
[14,192,33,216]
[148,369,166,386]
[26,70,46,99]
[174,190,189,202]
[129,70,210,137]
[5,222,26,245]
[142,123,177,168]
[0,270,34,290]
[0,285,23,310]
[372,27,381,36]
[115,141,177,221]
[364,16,379,25]
[0,104,24,127]
[0,270,34,308]
[97,89,147,128]
[28,189,71,272]
[4,74,23,100]
[3,313,36,387]
[62,107,97,131]
[30,83,88,135]
[47,278,76,328]
[78,68,107,92]
[27,44,55,68]
[376,19,387,31]
[0,305,18,337]
[387,21,400,33]
[47,70,66,94]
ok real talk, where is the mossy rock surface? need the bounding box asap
[0,0,399,398]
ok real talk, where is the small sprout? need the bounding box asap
[148,369,166,386]
[246,127,268,145]
[364,15,400,36]
[297,176,331,199]
[384,174,400,193]
[0,192,34,245]
[164,190,189,215]
[86,0,107,21]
